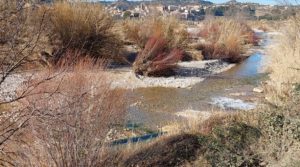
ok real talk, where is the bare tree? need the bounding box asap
[8,63,125,166]
[0,1,59,165]
[1,2,126,166]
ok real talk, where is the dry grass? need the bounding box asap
[122,16,188,50]
[0,0,50,69]
[125,16,187,76]
[48,2,123,63]
[198,18,258,63]
[247,20,285,32]
[258,12,300,167]
[133,36,184,76]
[266,15,300,105]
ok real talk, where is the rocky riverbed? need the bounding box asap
[110,60,235,89]
[0,74,26,102]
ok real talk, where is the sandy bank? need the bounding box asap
[110,60,235,89]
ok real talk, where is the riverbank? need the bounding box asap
[109,60,236,89]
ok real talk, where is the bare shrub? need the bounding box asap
[198,18,258,63]
[0,0,50,69]
[133,37,183,76]
[0,1,51,165]
[48,2,123,63]
[9,61,126,166]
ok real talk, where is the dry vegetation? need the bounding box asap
[122,16,188,50]
[1,0,300,166]
[197,18,259,63]
[247,20,283,32]
[266,16,300,105]
[0,0,49,69]
[1,61,126,166]
[133,37,184,76]
[123,16,188,76]
[0,1,127,165]
[48,2,124,63]
[112,14,300,166]
[257,12,300,166]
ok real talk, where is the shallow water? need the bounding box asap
[126,33,269,129]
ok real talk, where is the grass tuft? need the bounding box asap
[197,18,258,63]
[133,36,183,76]
[49,2,123,63]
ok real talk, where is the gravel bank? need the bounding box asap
[0,74,26,102]
[0,60,235,101]
[110,60,235,89]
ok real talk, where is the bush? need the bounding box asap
[198,18,258,63]
[261,13,300,166]
[9,61,126,166]
[266,17,300,104]
[200,123,262,167]
[133,37,183,76]
[0,0,50,69]
[122,16,188,50]
[125,16,187,76]
[49,2,123,63]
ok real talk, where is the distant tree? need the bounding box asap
[214,7,225,16]
[123,10,132,18]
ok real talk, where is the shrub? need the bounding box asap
[258,100,300,167]
[266,17,300,104]
[49,2,123,63]
[122,16,188,50]
[124,16,187,76]
[0,0,50,69]
[9,61,126,166]
[133,37,183,76]
[198,18,258,63]
[200,123,262,167]
[260,13,300,166]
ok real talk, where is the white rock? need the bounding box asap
[253,87,264,93]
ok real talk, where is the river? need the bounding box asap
[126,32,270,130]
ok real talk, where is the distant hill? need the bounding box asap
[112,0,136,11]
[99,0,214,6]
[154,0,213,5]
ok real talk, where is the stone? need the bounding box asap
[253,87,264,93]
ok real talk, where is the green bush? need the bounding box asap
[199,123,262,167]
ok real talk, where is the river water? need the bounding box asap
[126,32,269,129]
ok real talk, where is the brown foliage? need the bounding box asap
[133,37,183,76]
[122,16,188,50]
[0,0,50,69]
[48,2,124,62]
[2,62,126,166]
[198,18,259,63]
